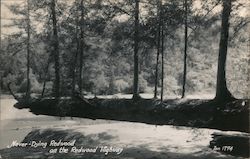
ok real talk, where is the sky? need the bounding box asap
[0,0,249,38]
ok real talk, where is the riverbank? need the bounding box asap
[13,97,249,133]
[1,98,249,158]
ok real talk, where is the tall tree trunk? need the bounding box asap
[0,0,2,98]
[79,0,84,95]
[26,0,31,100]
[181,0,188,98]
[160,20,164,102]
[154,0,162,99]
[51,0,60,99]
[41,77,47,98]
[41,56,52,98]
[71,16,79,95]
[133,0,140,100]
[215,0,234,101]
[71,50,78,95]
[109,64,115,95]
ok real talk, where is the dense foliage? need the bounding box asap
[0,0,249,98]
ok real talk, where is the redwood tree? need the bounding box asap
[181,0,188,98]
[79,0,85,95]
[133,0,140,100]
[51,0,60,99]
[154,0,162,99]
[215,0,234,101]
[25,0,31,100]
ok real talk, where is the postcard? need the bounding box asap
[0,0,249,158]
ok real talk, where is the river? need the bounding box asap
[0,98,247,158]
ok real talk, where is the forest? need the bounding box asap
[0,0,248,99]
[0,0,249,132]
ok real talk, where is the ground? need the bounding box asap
[0,95,249,159]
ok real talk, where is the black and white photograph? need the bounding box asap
[0,0,249,158]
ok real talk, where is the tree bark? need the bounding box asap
[215,0,234,101]
[133,0,140,100]
[79,0,84,95]
[154,0,162,99]
[181,0,188,98]
[51,0,60,99]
